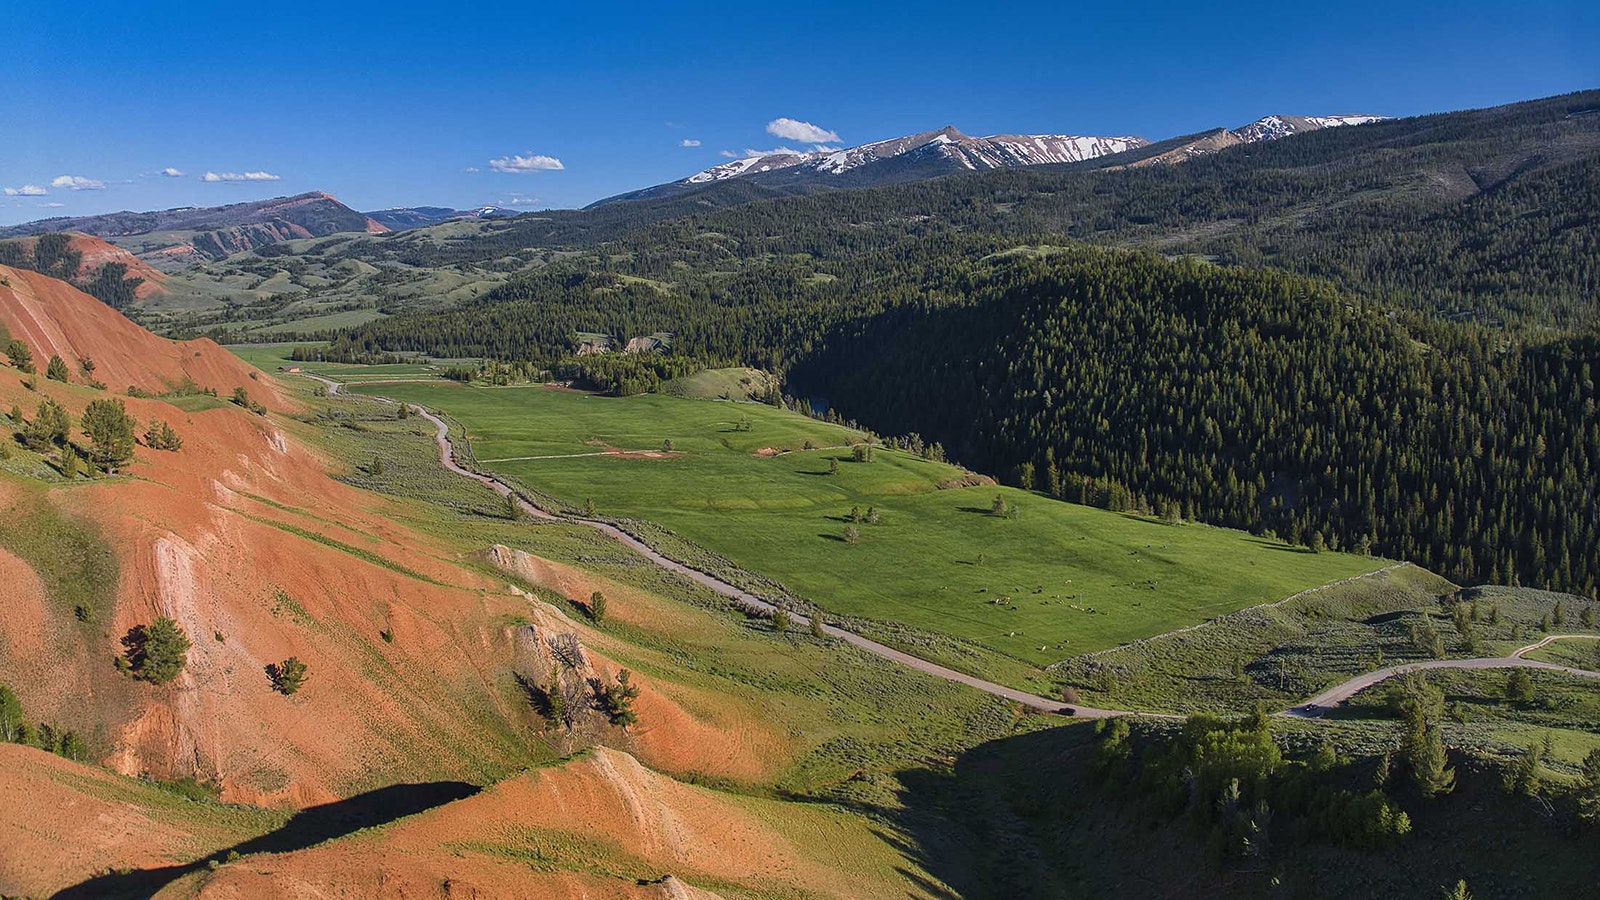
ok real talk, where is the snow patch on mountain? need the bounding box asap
[681,126,1148,185]
[1231,114,1390,143]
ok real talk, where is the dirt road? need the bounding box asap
[1283,634,1600,717]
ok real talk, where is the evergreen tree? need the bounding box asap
[82,398,137,471]
[1577,748,1600,824]
[266,657,309,695]
[119,617,192,684]
[1393,674,1456,797]
[21,399,69,450]
[45,355,69,382]
[4,339,33,373]
[143,418,183,451]
[1505,669,1536,703]
[599,669,640,727]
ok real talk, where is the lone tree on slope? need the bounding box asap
[82,398,137,471]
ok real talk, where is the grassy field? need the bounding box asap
[343,381,1384,666]
[662,366,778,401]
[226,342,458,383]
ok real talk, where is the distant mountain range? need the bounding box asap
[364,206,521,231]
[0,192,388,269]
[0,113,1389,258]
[594,113,1388,205]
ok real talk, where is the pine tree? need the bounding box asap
[589,591,607,622]
[45,355,69,383]
[600,669,640,727]
[58,445,78,480]
[5,339,33,373]
[82,398,137,471]
[1506,669,1536,703]
[58,729,86,762]
[1577,748,1600,824]
[1394,674,1456,797]
[546,666,568,728]
[119,617,191,684]
[266,657,309,695]
[143,418,183,451]
[22,399,70,450]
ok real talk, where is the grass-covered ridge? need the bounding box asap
[346,380,1383,667]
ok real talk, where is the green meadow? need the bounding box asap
[226,342,450,382]
[344,381,1385,666]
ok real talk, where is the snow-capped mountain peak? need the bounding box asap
[1231,114,1390,143]
[680,126,1148,186]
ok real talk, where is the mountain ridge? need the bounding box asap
[594,112,1390,205]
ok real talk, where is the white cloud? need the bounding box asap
[161,167,185,177]
[741,147,799,158]
[814,145,841,153]
[488,153,564,173]
[202,170,280,182]
[719,150,739,158]
[3,185,47,196]
[37,202,65,208]
[766,117,840,144]
[506,197,542,205]
[464,166,480,173]
[51,175,105,191]
[680,139,702,148]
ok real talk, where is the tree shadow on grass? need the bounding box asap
[53,780,480,899]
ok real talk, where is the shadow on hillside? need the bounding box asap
[880,723,1111,900]
[53,780,479,899]
[882,715,1600,899]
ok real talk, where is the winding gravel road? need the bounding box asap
[307,374,1600,722]
[1284,633,1600,717]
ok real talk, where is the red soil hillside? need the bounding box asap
[2,232,169,298]
[0,744,281,898]
[174,747,922,900]
[67,232,170,298]
[0,264,288,408]
[0,270,793,812]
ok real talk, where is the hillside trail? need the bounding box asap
[304,374,1600,722]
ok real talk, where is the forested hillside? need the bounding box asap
[798,249,1600,597]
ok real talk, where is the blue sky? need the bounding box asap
[3,1,1595,224]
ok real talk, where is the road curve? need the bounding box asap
[1283,634,1600,718]
[307,374,1107,716]
[305,373,1600,723]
